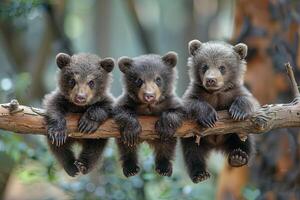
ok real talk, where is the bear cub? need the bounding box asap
[43,53,114,177]
[114,52,183,177]
[181,40,260,183]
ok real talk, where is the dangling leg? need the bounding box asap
[221,133,254,167]
[47,138,78,177]
[116,139,140,177]
[181,137,211,183]
[148,138,177,177]
[75,138,108,174]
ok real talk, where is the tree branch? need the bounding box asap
[0,64,299,139]
[0,98,299,140]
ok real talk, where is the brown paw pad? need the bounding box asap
[74,161,88,174]
[228,149,249,167]
[192,171,210,183]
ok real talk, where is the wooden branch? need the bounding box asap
[0,64,299,140]
[0,98,299,140]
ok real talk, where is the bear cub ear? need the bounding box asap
[118,56,133,74]
[100,57,115,73]
[188,39,202,56]
[56,53,71,69]
[162,51,178,68]
[233,43,248,59]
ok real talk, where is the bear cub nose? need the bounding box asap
[75,93,87,103]
[206,78,217,87]
[144,92,156,102]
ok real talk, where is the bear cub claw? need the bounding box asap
[123,163,140,177]
[47,125,67,146]
[78,115,99,134]
[228,149,249,167]
[229,101,252,121]
[155,160,173,177]
[121,123,141,147]
[155,119,176,141]
[192,171,211,183]
[197,106,218,128]
[65,163,80,177]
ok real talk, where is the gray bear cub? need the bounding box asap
[43,53,114,177]
[181,40,260,183]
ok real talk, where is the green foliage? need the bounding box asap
[0,132,28,162]
[37,143,220,200]
[0,0,45,20]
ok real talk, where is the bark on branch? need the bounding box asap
[0,64,299,140]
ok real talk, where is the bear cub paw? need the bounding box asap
[228,148,249,167]
[78,114,100,134]
[64,162,80,177]
[192,171,211,183]
[123,163,140,177]
[197,106,218,128]
[74,160,88,174]
[120,122,141,147]
[47,124,68,146]
[155,160,173,177]
[155,119,176,141]
[229,101,252,121]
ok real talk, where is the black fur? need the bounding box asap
[43,53,114,176]
[114,53,184,177]
[181,40,260,183]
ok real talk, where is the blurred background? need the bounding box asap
[0,0,299,199]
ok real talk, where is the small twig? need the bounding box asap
[1,99,23,114]
[285,62,300,98]
[195,135,201,145]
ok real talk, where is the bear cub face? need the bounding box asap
[56,53,114,106]
[188,40,247,92]
[118,52,177,105]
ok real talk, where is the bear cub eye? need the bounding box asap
[69,78,76,88]
[88,80,95,89]
[134,78,144,87]
[202,64,209,73]
[155,77,162,86]
[219,65,226,74]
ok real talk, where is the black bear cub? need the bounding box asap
[181,40,260,183]
[43,53,114,177]
[114,52,183,177]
